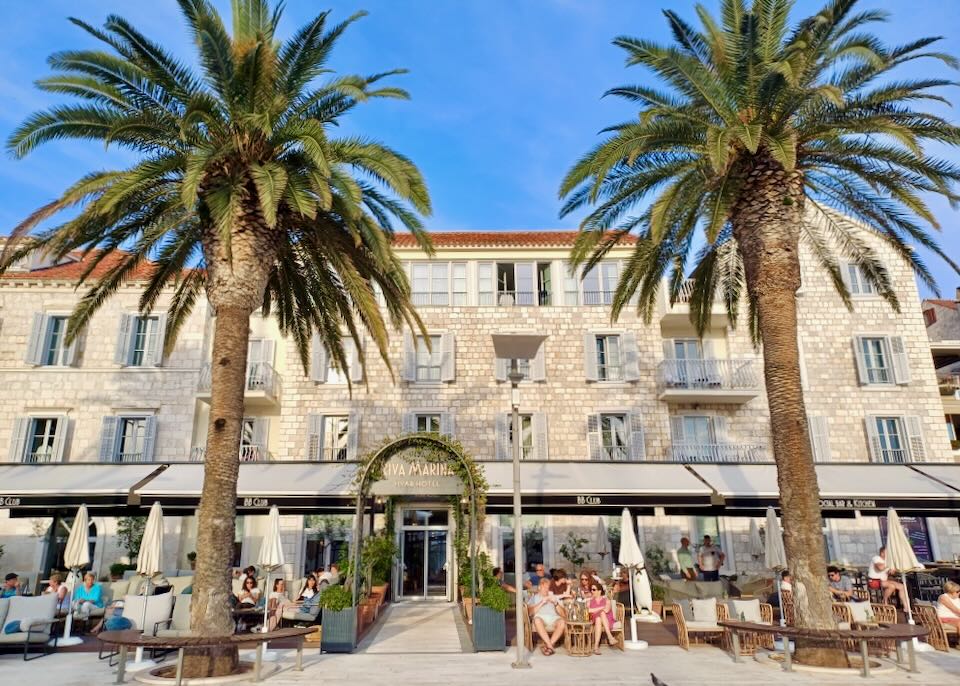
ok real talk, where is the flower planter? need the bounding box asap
[461,597,474,624]
[472,606,506,651]
[320,607,357,654]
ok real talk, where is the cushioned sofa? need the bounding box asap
[0,594,62,660]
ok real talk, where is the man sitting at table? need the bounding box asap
[868,546,908,607]
[527,577,566,656]
[827,566,855,601]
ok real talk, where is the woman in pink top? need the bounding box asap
[587,583,616,653]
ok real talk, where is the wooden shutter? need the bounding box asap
[840,262,853,294]
[583,333,599,382]
[587,414,601,461]
[115,314,134,365]
[853,336,869,384]
[889,336,911,385]
[531,344,546,382]
[402,412,416,434]
[147,315,167,367]
[63,328,80,367]
[402,332,416,382]
[533,413,548,460]
[494,357,508,382]
[25,313,45,365]
[142,416,158,462]
[440,332,456,382]
[627,412,645,461]
[495,414,510,461]
[8,417,28,462]
[51,415,69,463]
[864,417,882,462]
[622,332,640,381]
[670,416,685,461]
[807,415,831,462]
[905,416,926,462]
[252,417,269,454]
[346,410,361,460]
[440,412,455,438]
[712,415,730,443]
[99,416,119,463]
[307,414,322,460]
[310,333,328,383]
[349,338,364,383]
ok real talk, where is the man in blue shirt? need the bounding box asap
[1,573,19,598]
[524,563,548,591]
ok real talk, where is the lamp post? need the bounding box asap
[492,334,546,670]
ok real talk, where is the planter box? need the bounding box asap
[472,606,506,652]
[461,597,474,624]
[320,607,357,654]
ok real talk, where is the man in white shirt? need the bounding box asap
[868,546,907,607]
[698,535,725,582]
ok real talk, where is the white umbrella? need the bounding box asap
[748,520,764,559]
[256,506,285,659]
[764,507,788,628]
[596,517,610,569]
[56,505,90,646]
[884,509,931,652]
[131,502,164,670]
[617,508,647,649]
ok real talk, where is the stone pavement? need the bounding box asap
[358,603,469,654]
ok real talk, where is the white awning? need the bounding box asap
[140,462,358,498]
[483,462,710,496]
[0,463,159,497]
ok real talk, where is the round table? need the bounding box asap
[564,620,593,657]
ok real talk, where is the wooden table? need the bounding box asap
[564,620,593,657]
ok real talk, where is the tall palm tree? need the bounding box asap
[560,0,959,666]
[2,0,430,675]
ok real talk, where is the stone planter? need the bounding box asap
[320,607,356,654]
[472,606,505,652]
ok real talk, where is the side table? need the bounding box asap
[564,620,593,657]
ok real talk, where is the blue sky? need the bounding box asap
[0,0,957,298]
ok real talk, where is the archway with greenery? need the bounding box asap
[351,433,487,606]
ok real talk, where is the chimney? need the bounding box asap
[955,286,960,302]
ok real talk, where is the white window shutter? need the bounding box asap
[853,336,868,384]
[262,339,275,366]
[440,332,456,382]
[622,332,640,381]
[531,345,546,382]
[63,328,80,367]
[495,414,510,461]
[712,415,730,443]
[840,262,853,293]
[587,414,602,460]
[864,417,881,462]
[148,315,167,367]
[310,333,328,383]
[533,413,548,460]
[402,332,416,382]
[25,313,45,365]
[889,336,910,385]
[8,417,28,462]
[806,415,831,462]
[628,412,645,461]
[115,314,133,365]
[142,416,158,462]
[670,416,685,461]
[346,410,361,460]
[99,416,119,463]
[701,338,715,359]
[440,412,455,438]
[905,416,926,462]
[51,415,69,463]
[349,338,364,383]
[583,333,599,382]
[662,339,674,359]
[307,414,322,460]
[402,412,416,434]
[252,417,269,452]
[494,357,508,382]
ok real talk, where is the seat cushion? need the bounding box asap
[168,576,193,595]
[0,631,49,644]
[685,621,723,632]
[691,598,718,624]
[6,594,56,635]
[728,599,762,623]
[846,602,872,624]
[0,598,8,625]
[675,599,695,622]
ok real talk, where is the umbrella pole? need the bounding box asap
[776,576,785,628]
[52,566,83,646]
[131,576,154,668]
[904,571,934,653]
[628,567,636,642]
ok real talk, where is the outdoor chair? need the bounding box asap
[914,603,957,652]
[721,599,774,655]
[98,592,174,663]
[672,598,728,650]
[779,589,795,626]
[522,608,568,653]
[0,594,62,660]
[609,602,625,650]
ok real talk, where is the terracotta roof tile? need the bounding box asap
[1,249,157,282]
[925,299,958,311]
[392,230,636,248]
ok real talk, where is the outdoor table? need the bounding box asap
[564,620,593,657]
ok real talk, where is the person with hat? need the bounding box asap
[1,572,20,598]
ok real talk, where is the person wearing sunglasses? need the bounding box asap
[237,576,260,607]
[587,584,617,653]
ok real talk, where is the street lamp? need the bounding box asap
[491,334,546,670]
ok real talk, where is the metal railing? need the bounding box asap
[478,290,552,306]
[23,450,61,464]
[874,448,908,464]
[190,445,269,462]
[669,443,766,463]
[411,291,451,306]
[657,359,759,391]
[600,445,630,461]
[583,290,615,306]
[198,362,281,398]
[937,372,960,397]
[115,451,148,463]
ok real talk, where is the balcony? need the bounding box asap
[659,279,729,326]
[20,450,62,464]
[669,443,767,464]
[197,362,282,408]
[478,290,552,307]
[657,359,760,404]
[189,445,270,462]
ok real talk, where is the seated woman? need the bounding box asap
[937,580,960,630]
[550,569,573,599]
[298,574,319,601]
[587,583,617,654]
[72,572,105,620]
[236,576,261,607]
[44,573,70,614]
[266,578,295,631]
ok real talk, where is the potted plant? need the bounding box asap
[319,585,356,653]
[362,532,397,601]
[473,583,509,651]
[109,562,130,581]
[187,551,197,570]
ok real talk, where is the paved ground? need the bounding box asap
[358,603,469,654]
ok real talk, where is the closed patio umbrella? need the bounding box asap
[596,516,610,567]
[748,519,764,560]
[617,508,647,650]
[764,507,787,628]
[130,501,164,670]
[56,505,89,646]
[256,506,285,659]
[884,508,932,652]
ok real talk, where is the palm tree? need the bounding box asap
[2,1,430,675]
[560,0,959,666]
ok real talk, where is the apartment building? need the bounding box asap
[0,229,957,599]
[923,290,960,461]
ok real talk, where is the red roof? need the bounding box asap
[1,250,157,282]
[392,230,636,248]
[925,299,958,311]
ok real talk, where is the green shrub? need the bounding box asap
[362,532,398,585]
[109,562,135,578]
[479,583,510,612]
[319,584,354,612]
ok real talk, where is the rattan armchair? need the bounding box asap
[672,601,728,651]
[914,603,956,652]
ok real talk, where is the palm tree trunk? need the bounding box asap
[732,153,846,668]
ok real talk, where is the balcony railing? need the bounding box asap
[670,443,766,463]
[410,291,469,306]
[115,451,149,463]
[22,450,62,464]
[873,448,909,464]
[583,290,614,306]
[938,372,960,397]
[657,359,759,391]
[478,290,552,306]
[190,445,269,462]
[198,362,281,398]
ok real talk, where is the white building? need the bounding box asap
[1,229,958,599]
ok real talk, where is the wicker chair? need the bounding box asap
[831,602,897,656]
[913,603,956,652]
[608,602,625,651]
[721,601,774,656]
[780,589,795,626]
[672,601,728,651]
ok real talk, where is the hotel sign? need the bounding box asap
[370,452,463,496]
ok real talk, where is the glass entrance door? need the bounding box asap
[399,509,450,600]
[426,531,448,597]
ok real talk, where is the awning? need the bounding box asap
[0,463,164,511]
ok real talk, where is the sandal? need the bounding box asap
[594,648,602,655]
[540,645,550,656]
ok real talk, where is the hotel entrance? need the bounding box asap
[397,507,451,601]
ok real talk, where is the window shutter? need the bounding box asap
[627,412,645,461]
[148,315,167,367]
[533,413,548,460]
[440,332,456,382]
[905,416,926,462]
[402,412,416,434]
[864,417,881,462]
[840,262,852,294]
[307,414,322,460]
[262,339,275,365]
[807,415,831,462]
[346,410,361,460]
[712,415,730,444]
[440,412,455,438]
[622,332,640,381]
[889,336,910,385]
[495,414,510,461]
[797,338,808,390]
[25,313,45,365]
[402,332,416,382]
[853,336,868,384]
[662,339,674,360]
[670,416,685,461]
[310,333,328,383]
[583,333,599,382]
[115,314,133,365]
[252,417,269,452]
[349,338,364,383]
[587,414,601,461]
[8,417,28,462]
[142,416,158,462]
[99,416,119,463]
[51,415,69,463]
[63,329,80,367]
[531,344,546,382]
[494,357,508,382]
[701,338,715,359]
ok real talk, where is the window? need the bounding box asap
[563,262,579,305]
[321,415,349,461]
[25,313,78,367]
[585,332,639,382]
[854,335,910,386]
[239,417,268,461]
[495,345,545,383]
[868,416,908,463]
[669,415,759,463]
[416,335,442,381]
[496,413,547,460]
[587,412,644,460]
[599,414,628,460]
[116,314,166,367]
[843,263,877,296]
[99,415,157,463]
[416,414,441,433]
[311,337,360,384]
[408,261,466,306]
[860,337,890,384]
[596,335,622,381]
[307,412,360,461]
[582,262,619,305]
[478,262,552,306]
[509,414,534,460]
[8,416,68,463]
[402,411,454,436]
[451,263,468,305]
[403,332,455,382]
